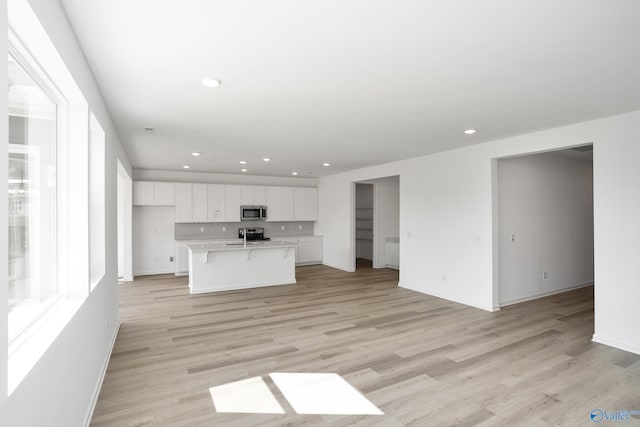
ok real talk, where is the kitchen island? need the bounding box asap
[186,240,299,294]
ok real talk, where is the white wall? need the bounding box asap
[371,176,399,268]
[317,110,640,355]
[133,206,176,275]
[498,152,593,305]
[2,0,133,425]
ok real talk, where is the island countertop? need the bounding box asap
[186,240,299,252]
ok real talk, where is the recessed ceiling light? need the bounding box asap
[183,165,191,169]
[239,160,248,165]
[201,78,221,88]
[144,127,155,133]
[464,129,477,135]
[322,162,331,167]
[191,152,201,157]
[241,168,248,172]
[291,172,299,176]
[263,157,271,162]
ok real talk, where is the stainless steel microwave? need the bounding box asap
[241,205,267,221]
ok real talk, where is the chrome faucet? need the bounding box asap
[243,227,247,248]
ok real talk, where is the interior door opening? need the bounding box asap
[496,145,594,308]
[353,176,400,272]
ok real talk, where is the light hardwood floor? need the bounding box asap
[91,264,640,426]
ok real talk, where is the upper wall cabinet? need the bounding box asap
[224,185,241,222]
[240,185,266,206]
[174,183,193,222]
[133,181,175,206]
[207,184,225,222]
[136,181,317,222]
[266,186,294,221]
[192,184,208,222]
[294,187,318,221]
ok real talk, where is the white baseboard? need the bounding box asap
[592,334,640,356]
[499,282,593,307]
[174,272,188,277]
[83,319,121,427]
[398,282,494,312]
[133,269,175,277]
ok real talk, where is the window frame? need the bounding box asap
[7,35,68,350]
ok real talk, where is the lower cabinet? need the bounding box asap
[295,236,323,265]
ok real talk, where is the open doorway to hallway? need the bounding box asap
[496,145,594,307]
[353,176,400,271]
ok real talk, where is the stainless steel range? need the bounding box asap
[238,227,271,241]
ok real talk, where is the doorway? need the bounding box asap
[355,183,374,269]
[353,176,400,272]
[496,145,594,306]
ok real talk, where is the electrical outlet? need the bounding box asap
[281,225,285,231]
[298,225,303,230]
[200,226,205,233]
[169,256,174,262]
[543,271,548,279]
[222,226,226,232]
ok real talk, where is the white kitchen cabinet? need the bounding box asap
[174,183,193,222]
[133,181,154,205]
[266,186,281,221]
[294,236,323,265]
[308,239,323,262]
[253,186,266,205]
[241,185,266,206]
[154,182,175,205]
[207,184,225,222]
[192,184,208,222]
[294,188,318,221]
[280,187,294,221]
[134,181,175,206]
[266,186,294,221]
[224,185,241,221]
[240,185,253,205]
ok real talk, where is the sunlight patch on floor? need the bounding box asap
[270,372,384,415]
[209,376,285,414]
[209,372,383,416]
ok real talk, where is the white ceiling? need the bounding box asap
[59,0,640,177]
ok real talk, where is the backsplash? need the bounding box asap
[175,221,315,241]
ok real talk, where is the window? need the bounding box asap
[8,51,60,341]
[7,0,91,392]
